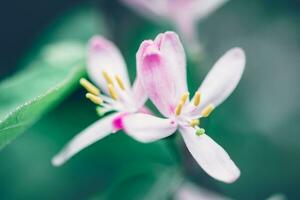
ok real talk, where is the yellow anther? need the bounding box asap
[193,91,201,106]
[102,71,114,85]
[115,75,125,90]
[175,92,189,116]
[79,78,100,96]
[108,84,118,100]
[190,119,200,127]
[86,93,103,105]
[175,101,184,116]
[180,92,190,104]
[201,104,214,117]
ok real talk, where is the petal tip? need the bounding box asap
[229,47,246,60]
[225,170,241,184]
[51,156,64,167]
[89,36,110,51]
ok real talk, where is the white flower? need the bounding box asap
[122,31,246,183]
[51,36,148,166]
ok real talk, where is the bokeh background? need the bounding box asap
[0,0,300,199]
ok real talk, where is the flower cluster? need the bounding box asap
[52,31,245,183]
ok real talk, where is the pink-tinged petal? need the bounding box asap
[190,48,245,117]
[121,0,169,22]
[51,113,118,166]
[123,113,178,143]
[87,36,130,94]
[180,127,240,183]
[131,78,148,109]
[154,31,187,87]
[191,0,228,21]
[137,32,188,117]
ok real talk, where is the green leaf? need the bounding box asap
[0,93,179,199]
[0,7,102,150]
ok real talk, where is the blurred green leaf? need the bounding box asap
[0,7,102,150]
[0,92,179,199]
[98,164,182,200]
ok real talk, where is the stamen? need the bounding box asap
[86,93,103,105]
[196,128,205,136]
[201,104,214,117]
[102,71,114,85]
[181,92,190,104]
[115,75,125,90]
[193,91,201,106]
[175,92,189,116]
[108,84,118,100]
[79,78,100,96]
[175,101,184,116]
[190,119,200,127]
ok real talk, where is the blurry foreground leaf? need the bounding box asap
[98,164,182,200]
[0,7,102,150]
[0,93,179,199]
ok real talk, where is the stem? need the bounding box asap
[166,133,183,166]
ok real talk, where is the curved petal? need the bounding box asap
[180,127,240,183]
[121,0,169,21]
[137,32,188,117]
[123,113,178,143]
[131,78,148,109]
[51,113,118,166]
[154,31,187,86]
[191,0,228,21]
[87,36,130,94]
[191,48,245,117]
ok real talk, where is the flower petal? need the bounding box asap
[131,78,148,109]
[87,36,130,94]
[154,31,187,86]
[191,0,228,21]
[121,0,169,21]
[51,113,118,166]
[123,113,178,143]
[180,127,240,183]
[191,48,245,117]
[137,32,188,117]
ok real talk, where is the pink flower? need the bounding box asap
[121,0,228,53]
[52,36,148,166]
[122,31,246,183]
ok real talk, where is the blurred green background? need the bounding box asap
[0,0,300,199]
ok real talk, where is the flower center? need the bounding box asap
[175,91,215,136]
[79,70,133,115]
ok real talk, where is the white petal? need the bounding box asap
[121,0,169,21]
[180,127,240,183]
[191,48,245,117]
[51,114,118,166]
[131,78,148,109]
[191,0,228,21]
[123,113,177,143]
[87,36,130,94]
[175,182,231,200]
